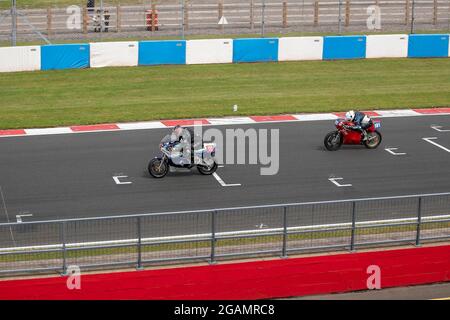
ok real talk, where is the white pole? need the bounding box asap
[11,0,17,46]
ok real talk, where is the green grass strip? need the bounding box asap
[0,58,449,129]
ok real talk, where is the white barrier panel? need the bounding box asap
[90,41,138,68]
[186,39,233,64]
[278,37,323,61]
[0,46,41,73]
[366,34,408,58]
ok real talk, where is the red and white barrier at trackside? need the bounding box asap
[0,107,449,138]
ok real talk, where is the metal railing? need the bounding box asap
[1,0,450,46]
[0,191,449,276]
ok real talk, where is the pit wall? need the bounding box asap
[0,34,449,73]
[0,244,449,299]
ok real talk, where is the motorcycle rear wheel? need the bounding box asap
[197,162,218,175]
[364,131,382,149]
[148,158,169,178]
[324,131,342,151]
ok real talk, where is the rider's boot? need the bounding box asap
[362,130,368,141]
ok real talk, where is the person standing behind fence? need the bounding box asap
[104,9,110,32]
[87,0,95,14]
[93,9,101,32]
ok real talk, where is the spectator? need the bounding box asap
[87,0,95,14]
[104,9,110,32]
[93,9,101,32]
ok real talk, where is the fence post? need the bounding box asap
[350,201,356,251]
[99,0,104,34]
[415,197,422,246]
[261,0,266,37]
[338,0,343,34]
[11,0,17,46]
[282,2,288,28]
[433,0,437,25]
[314,1,319,27]
[47,8,52,36]
[180,0,185,39]
[281,206,288,258]
[136,216,143,270]
[83,6,88,34]
[210,210,216,264]
[219,1,223,19]
[345,0,350,27]
[116,5,121,33]
[184,1,189,31]
[61,221,67,275]
[411,0,416,33]
[250,0,254,30]
[405,0,410,26]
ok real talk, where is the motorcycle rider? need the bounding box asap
[345,110,373,141]
[168,125,201,165]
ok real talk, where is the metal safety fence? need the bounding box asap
[1,1,450,46]
[0,192,449,276]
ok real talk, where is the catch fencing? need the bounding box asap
[1,1,450,45]
[0,192,449,276]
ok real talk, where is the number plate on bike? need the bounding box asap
[374,122,381,129]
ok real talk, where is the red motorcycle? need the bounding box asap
[324,119,382,151]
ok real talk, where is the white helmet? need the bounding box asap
[345,110,355,121]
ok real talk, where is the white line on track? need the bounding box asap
[328,177,352,187]
[213,172,241,187]
[431,126,450,132]
[16,213,33,223]
[385,147,406,156]
[422,137,450,153]
[113,176,132,185]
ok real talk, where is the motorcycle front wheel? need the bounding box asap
[324,131,342,151]
[148,158,169,178]
[364,131,382,149]
[197,162,218,175]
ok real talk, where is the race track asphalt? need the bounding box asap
[294,282,450,300]
[0,115,449,226]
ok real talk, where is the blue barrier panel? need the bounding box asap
[138,40,186,65]
[41,44,90,70]
[323,36,366,60]
[232,38,279,63]
[408,34,449,58]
